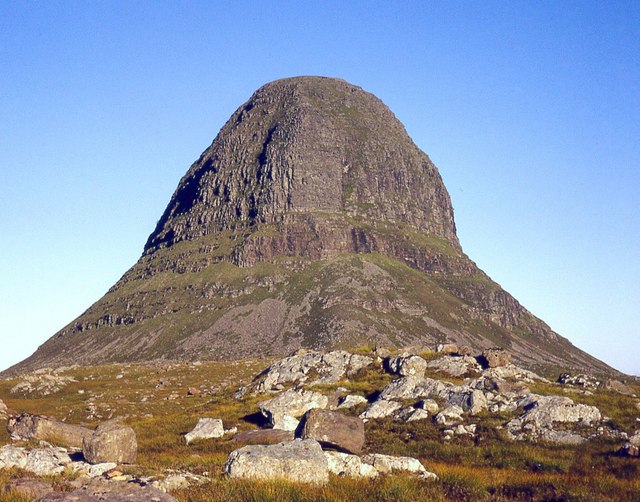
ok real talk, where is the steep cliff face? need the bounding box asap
[145,77,458,253]
[4,77,615,377]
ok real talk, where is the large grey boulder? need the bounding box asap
[361,453,437,480]
[379,376,450,401]
[185,418,224,444]
[385,354,427,377]
[337,394,369,409]
[298,408,365,454]
[224,439,329,485]
[507,394,601,444]
[427,355,481,377]
[251,350,373,393]
[82,420,137,464]
[7,413,92,448]
[0,445,72,476]
[258,389,328,431]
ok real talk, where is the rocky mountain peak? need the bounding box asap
[145,76,458,253]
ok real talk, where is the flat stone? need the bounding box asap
[224,439,329,485]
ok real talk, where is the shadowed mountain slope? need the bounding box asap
[4,77,616,377]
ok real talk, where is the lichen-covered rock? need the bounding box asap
[258,389,328,431]
[379,376,450,401]
[359,399,402,420]
[361,453,437,480]
[385,354,427,377]
[298,409,365,454]
[224,439,329,484]
[427,356,481,377]
[185,418,224,444]
[337,394,369,409]
[0,445,72,476]
[82,420,137,464]
[7,413,92,448]
[324,451,378,478]
[434,405,464,425]
[405,408,431,422]
[507,394,601,444]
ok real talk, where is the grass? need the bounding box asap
[1,354,639,501]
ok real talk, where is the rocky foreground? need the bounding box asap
[0,346,638,500]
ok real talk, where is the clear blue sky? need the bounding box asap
[1,1,638,374]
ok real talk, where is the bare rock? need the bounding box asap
[405,408,431,422]
[417,399,439,414]
[557,373,600,389]
[359,399,402,420]
[7,413,92,448]
[0,398,7,419]
[82,420,137,464]
[10,372,76,396]
[361,453,437,480]
[184,418,224,444]
[37,478,177,501]
[481,348,511,368]
[379,376,450,401]
[621,430,640,457]
[231,429,295,445]
[434,405,464,425]
[298,408,365,454]
[3,479,54,500]
[603,379,636,397]
[385,354,427,377]
[324,451,378,478]
[0,445,72,476]
[258,389,328,430]
[224,439,329,485]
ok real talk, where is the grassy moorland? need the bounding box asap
[0,351,638,501]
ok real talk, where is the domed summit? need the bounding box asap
[5,76,614,376]
[145,76,458,252]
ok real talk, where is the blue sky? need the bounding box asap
[1,1,638,374]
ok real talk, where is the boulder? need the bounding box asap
[436,343,458,355]
[622,430,640,457]
[434,405,464,425]
[298,408,365,454]
[361,453,437,480]
[82,420,137,464]
[445,388,488,415]
[359,399,402,420]
[506,394,601,444]
[405,408,431,422]
[337,394,369,409]
[379,376,450,401]
[258,389,328,430]
[385,355,427,377]
[604,379,636,396]
[231,429,295,445]
[324,451,378,478]
[224,439,329,485]
[427,356,481,377]
[7,413,92,448]
[417,399,439,414]
[184,418,224,444]
[0,445,72,476]
[481,348,511,368]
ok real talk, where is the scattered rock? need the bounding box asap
[379,376,450,401]
[558,373,600,389]
[385,354,427,377]
[152,472,206,492]
[224,439,329,485]
[361,453,437,480]
[231,429,295,445]
[258,389,328,431]
[184,418,224,444]
[434,405,464,425]
[10,372,77,396]
[298,408,365,454]
[324,451,378,478]
[481,348,511,368]
[7,413,92,448]
[83,419,137,464]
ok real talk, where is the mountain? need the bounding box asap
[4,76,616,377]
